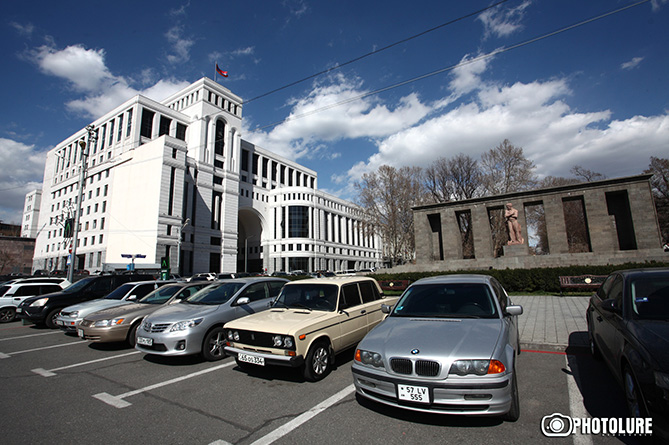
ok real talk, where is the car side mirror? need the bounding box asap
[601,298,621,314]
[381,304,391,314]
[505,305,523,316]
[236,297,250,306]
[127,294,137,301]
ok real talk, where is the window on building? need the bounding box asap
[117,114,123,141]
[241,149,249,171]
[159,116,171,137]
[176,123,187,141]
[108,120,114,145]
[289,206,309,238]
[126,109,133,137]
[215,120,225,156]
[140,109,155,138]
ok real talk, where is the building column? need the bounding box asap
[470,204,494,259]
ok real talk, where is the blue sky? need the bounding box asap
[1,0,668,225]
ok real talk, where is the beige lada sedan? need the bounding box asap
[224,276,398,381]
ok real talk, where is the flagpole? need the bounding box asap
[215,61,217,82]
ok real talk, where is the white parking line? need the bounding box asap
[248,384,355,445]
[93,361,236,408]
[566,355,593,445]
[0,340,89,359]
[32,351,142,377]
[0,331,61,342]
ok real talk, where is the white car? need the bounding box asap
[0,282,68,322]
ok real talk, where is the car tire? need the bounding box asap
[623,366,646,419]
[303,340,332,382]
[502,368,520,422]
[202,327,226,361]
[45,308,61,329]
[0,307,16,323]
[127,322,140,347]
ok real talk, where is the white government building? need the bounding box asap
[24,77,382,276]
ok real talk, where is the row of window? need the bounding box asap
[44,234,104,253]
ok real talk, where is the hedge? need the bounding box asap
[369,261,669,294]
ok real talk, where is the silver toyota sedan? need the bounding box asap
[352,274,523,421]
[135,277,289,361]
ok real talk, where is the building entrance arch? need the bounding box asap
[237,209,263,273]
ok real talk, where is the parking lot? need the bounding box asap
[0,313,644,445]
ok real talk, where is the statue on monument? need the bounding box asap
[505,203,524,245]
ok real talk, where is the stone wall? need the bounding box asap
[408,175,665,272]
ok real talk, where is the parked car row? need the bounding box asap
[10,271,525,423]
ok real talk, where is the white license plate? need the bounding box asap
[77,329,84,338]
[16,307,22,313]
[397,384,429,403]
[136,336,153,346]
[238,353,265,366]
[56,320,64,326]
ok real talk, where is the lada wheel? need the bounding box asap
[0,307,16,323]
[303,341,332,382]
[202,327,226,361]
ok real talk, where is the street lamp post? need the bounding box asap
[67,125,95,283]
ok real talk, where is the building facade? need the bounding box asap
[21,190,41,238]
[28,78,381,275]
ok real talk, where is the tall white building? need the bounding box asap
[28,77,381,275]
[21,190,41,238]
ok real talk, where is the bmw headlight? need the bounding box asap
[449,359,506,375]
[170,318,204,332]
[93,318,125,327]
[30,298,49,307]
[355,349,384,368]
[272,335,295,349]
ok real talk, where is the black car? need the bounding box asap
[16,274,148,328]
[586,268,669,440]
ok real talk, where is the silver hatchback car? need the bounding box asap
[352,274,523,421]
[136,277,288,361]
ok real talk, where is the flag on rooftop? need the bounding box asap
[215,63,228,78]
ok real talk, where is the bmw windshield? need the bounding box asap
[391,283,498,319]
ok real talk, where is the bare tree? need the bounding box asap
[570,165,606,182]
[480,139,537,195]
[424,154,482,203]
[644,156,669,243]
[355,165,425,266]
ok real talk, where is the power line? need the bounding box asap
[242,0,512,104]
[251,0,651,132]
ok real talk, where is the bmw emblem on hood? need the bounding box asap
[411,349,420,355]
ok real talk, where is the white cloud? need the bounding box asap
[10,21,34,38]
[244,74,432,160]
[0,138,46,224]
[28,42,189,118]
[478,1,532,39]
[30,44,113,92]
[621,56,644,70]
[165,24,195,64]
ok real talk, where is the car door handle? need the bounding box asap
[360,310,366,314]
[596,316,603,322]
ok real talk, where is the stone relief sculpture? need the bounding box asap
[505,203,524,245]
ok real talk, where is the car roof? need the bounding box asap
[284,276,379,287]
[611,267,669,278]
[215,277,289,284]
[411,274,494,285]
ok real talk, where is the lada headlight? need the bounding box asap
[30,298,49,307]
[272,335,295,349]
[93,318,125,327]
[449,359,506,375]
[227,330,240,341]
[170,318,203,332]
[354,349,384,368]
